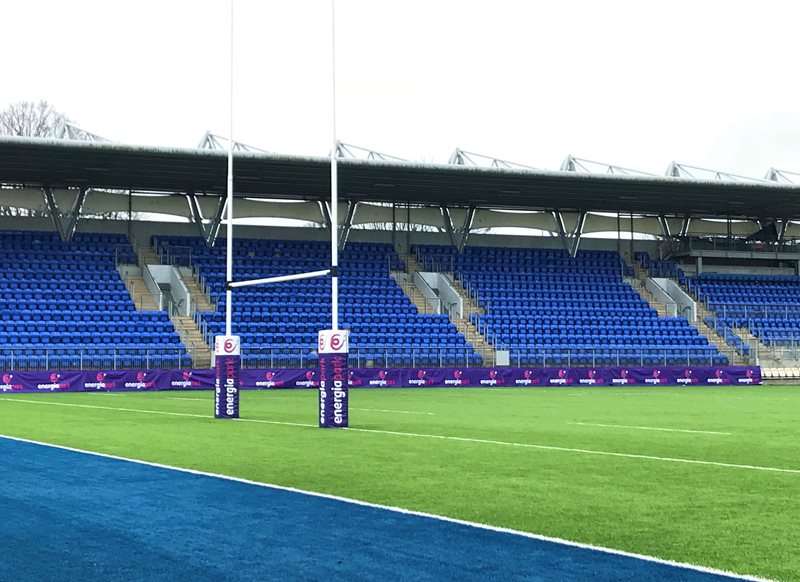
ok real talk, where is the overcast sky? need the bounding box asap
[3,0,799,177]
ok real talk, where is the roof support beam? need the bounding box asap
[657,214,675,257]
[441,206,458,249]
[658,214,672,239]
[42,186,68,241]
[64,187,87,242]
[779,219,789,243]
[319,200,331,229]
[338,201,357,252]
[184,192,227,248]
[569,210,587,258]
[186,192,206,241]
[553,210,569,252]
[679,215,691,237]
[205,196,227,248]
[458,206,476,252]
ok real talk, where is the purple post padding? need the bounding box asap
[318,352,349,428]
[317,330,350,428]
[0,366,762,395]
[214,354,240,418]
[214,336,240,419]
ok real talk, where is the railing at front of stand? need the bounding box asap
[669,236,800,255]
[498,345,734,368]
[707,303,800,320]
[113,243,137,266]
[241,346,484,369]
[0,346,194,371]
[161,245,193,268]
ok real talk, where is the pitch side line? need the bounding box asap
[568,422,731,435]
[352,407,435,416]
[0,433,772,582]
[1,398,798,475]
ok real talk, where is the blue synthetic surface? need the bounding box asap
[0,437,748,581]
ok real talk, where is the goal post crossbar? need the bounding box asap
[227,269,331,289]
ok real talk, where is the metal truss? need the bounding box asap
[449,148,538,171]
[766,168,800,184]
[334,142,406,162]
[666,162,769,183]
[197,131,270,153]
[55,122,110,143]
[560,155,657,176]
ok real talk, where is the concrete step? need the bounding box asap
[181,276,217,312]
[395,259,495,363]
[172,315,212,368]
[392,272,438,315]
[124,274,161,311]
[136,246,162,268]
[631,278,747,366]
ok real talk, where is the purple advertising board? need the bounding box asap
[214,336,240,419]
[0,365,762,395]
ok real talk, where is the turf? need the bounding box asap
[0,385,798,581]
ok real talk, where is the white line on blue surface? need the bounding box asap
[1,398,797,475]
[0,432,771,581]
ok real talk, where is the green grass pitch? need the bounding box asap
[1,385,798,581]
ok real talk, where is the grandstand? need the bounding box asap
[1,136,800,381]
[0,229,189,370]
[416,244,725,367]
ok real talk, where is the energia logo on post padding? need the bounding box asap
[319,331,348,354]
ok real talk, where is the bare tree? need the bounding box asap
[0,100,70,137]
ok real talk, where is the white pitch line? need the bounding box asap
[166,397,208,402]
[0,398,797,475]
[352,407,435,416]
[568,421,731,436]
[0,433,772,582]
